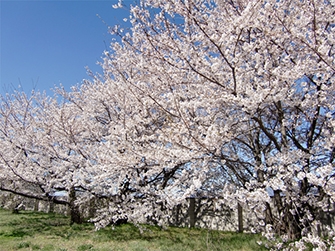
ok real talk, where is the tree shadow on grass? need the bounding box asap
[94,223,201,247]
[5,229,32,237]
[1,210,71,238]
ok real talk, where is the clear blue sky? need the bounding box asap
[0,0,131,97]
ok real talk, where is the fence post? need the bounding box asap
[48,199,54,213]
[189,197,196,228]
[238,203,243,233]
[175,204,180,223]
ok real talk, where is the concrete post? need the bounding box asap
[238,203,243,233]
[34,199,39,211]
[189,197,196,228]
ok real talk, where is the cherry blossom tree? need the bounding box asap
[61,0,335,245]
[0,91,99,224]
[1,0,334,248]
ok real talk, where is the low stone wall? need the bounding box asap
[0,191,68,215]
[166,197,256,232]
[0,192,253,231]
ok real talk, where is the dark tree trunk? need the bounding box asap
[264,202,273,225]
[68,186,82,225]
[272,190,302,240]
[287,212,302,240]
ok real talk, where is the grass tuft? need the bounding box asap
[32,244,41,250]
[41,244,54,251]
[15,241,30,249]
[77,244,94,250]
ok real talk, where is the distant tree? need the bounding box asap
[0,91,94,224]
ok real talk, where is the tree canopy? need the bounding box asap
[1,0,335,248]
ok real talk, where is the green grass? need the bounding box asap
[0,207,267,251]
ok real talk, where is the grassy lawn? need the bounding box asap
[0,207,267,251]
